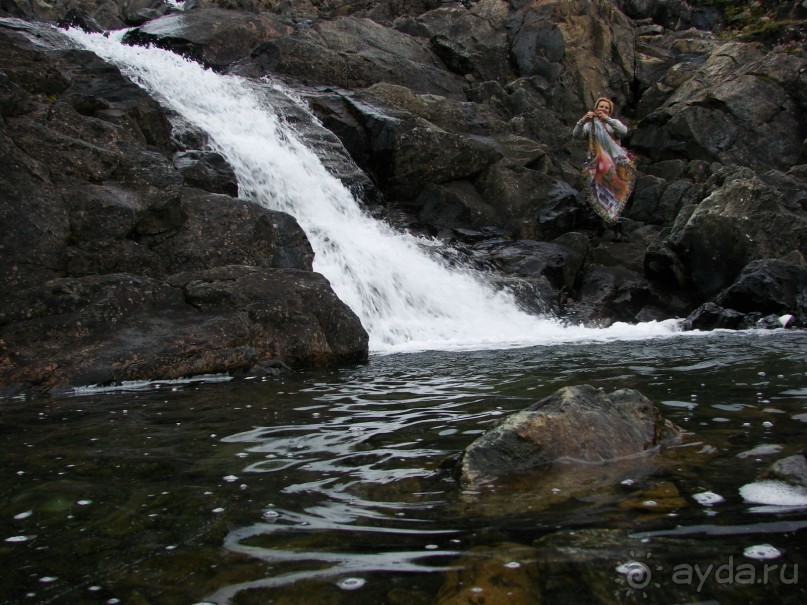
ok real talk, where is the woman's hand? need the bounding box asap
[583,111,596,122]
[595,110,610,121]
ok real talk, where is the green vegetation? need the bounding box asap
[695,0,806,49]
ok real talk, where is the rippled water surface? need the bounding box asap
[2,330,807,604]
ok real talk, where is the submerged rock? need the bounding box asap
[761,453,807,488]
[432,543,543,605]
[457,385,683,486]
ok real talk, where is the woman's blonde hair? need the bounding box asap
[594,97,615,114]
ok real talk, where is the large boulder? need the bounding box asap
[0,266,368,392]
[241,16,466,97]
[0,21,369,394]
[415,180,499,231]
[484,239,586,296]
[458,385,683,486]
[508,0,636,120]
[395,0,515,82]
[571,265,661,325]
[632,42,806,171]
[665,167,807,298]
[122,9,293,69]
[311,90,503,200]
[714,256,807,321]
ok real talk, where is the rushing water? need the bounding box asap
[60,27,685,354]
[2,331,806,604]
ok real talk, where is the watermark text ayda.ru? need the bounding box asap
[671,556,798,592]
[620,555,798,593]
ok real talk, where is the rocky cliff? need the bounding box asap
[1,0,806,392]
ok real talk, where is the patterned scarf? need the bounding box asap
[583,118,637,224]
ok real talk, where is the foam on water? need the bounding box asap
[739,480,807,507]
[736,444,783,459]
[64,28,686,353]
[743,543,782,560]
[692,491,725,506]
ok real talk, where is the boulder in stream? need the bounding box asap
[458,385,683,486]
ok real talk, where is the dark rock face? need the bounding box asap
[123,9,293,70]
[458,385,683,486]
[244,16,466,96]
[762,454,807,488]
[0,20,368,393]
[2,267,367,391]
[2,0,807,392]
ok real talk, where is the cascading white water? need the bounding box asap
[65,28,681,353]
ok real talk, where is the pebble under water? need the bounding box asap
[1,330,806,604]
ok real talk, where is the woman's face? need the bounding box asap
[595,100,612,115]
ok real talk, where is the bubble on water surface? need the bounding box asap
[692,491,725,506]
[743,544,782,560]
[736,444,782,458]
[337,577,365,591]
[5,535,32,543]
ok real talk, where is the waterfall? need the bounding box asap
[64,29,680,353]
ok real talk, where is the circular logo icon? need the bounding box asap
[619,560,652,589]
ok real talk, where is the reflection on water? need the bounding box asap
[1,331,806,604]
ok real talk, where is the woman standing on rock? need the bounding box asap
[573,97,637,241]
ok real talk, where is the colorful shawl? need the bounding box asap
[582,119,637,224]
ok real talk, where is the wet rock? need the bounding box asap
[666,167,807,298]
[173,150,239,196]
[4,0,807,338]
[123,9,293,69]
[571,266,660,325]
[415,180,499,231]
[615,0,725,32]
[484,239,585,295]
[508,0,636,120]
[618,480,687,512]
[632,43,806,171]
[146,188,315,274]
[628,175,702,225]
[398,0,514,82]
[762,454,807,488]
[457,385,683,486]
[243,16,465,97]
[351,100,502,200]
[123,0,170,26]
[682,302,746,331]
[475,165,578,239]
[1,266,368,392]
[432,543,542,605]
[714,257,807,322]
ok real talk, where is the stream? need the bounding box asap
[2,329,806,604]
